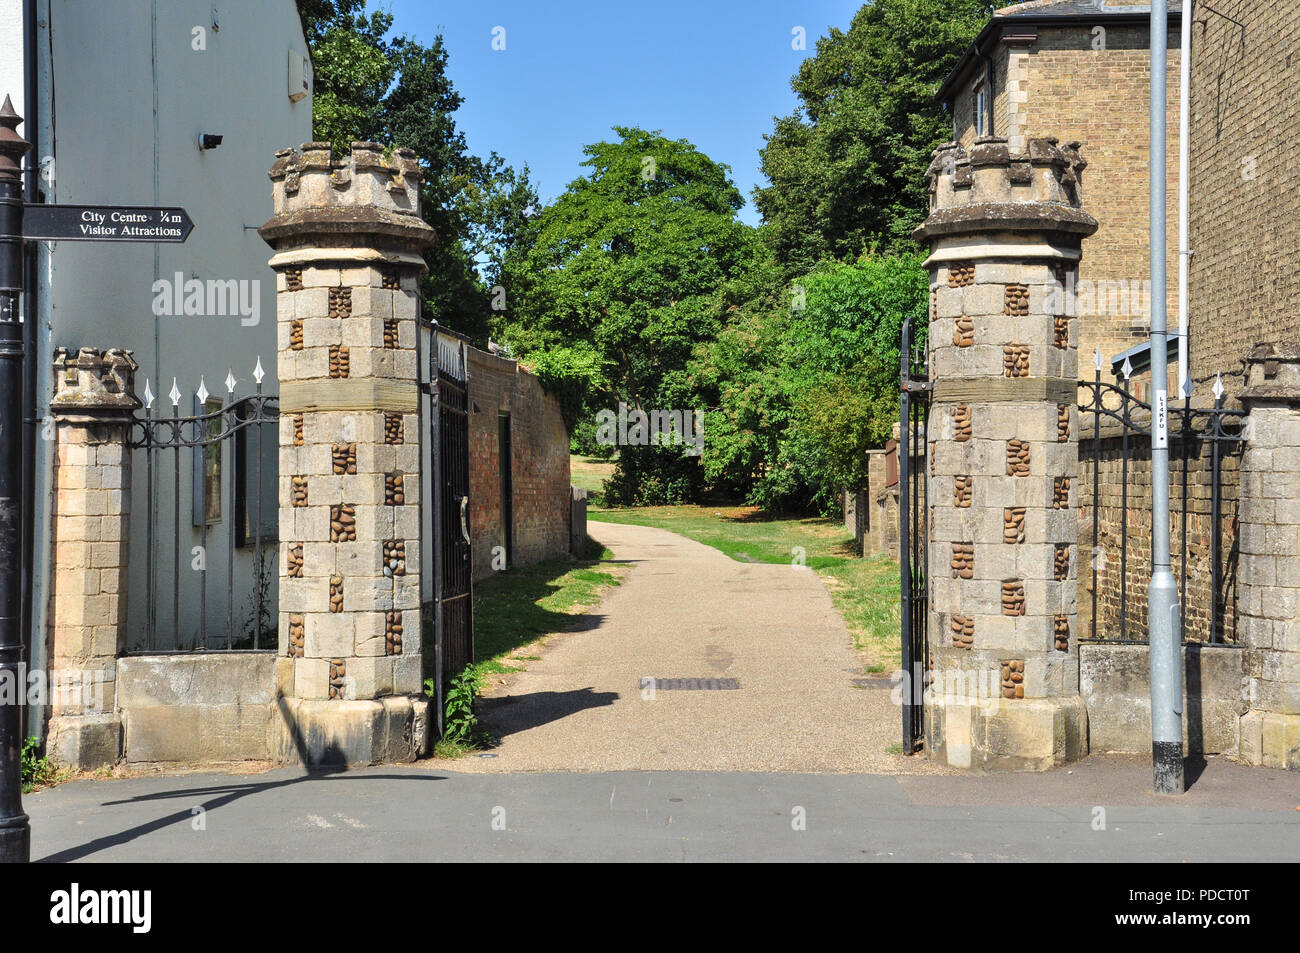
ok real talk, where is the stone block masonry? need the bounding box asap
[915,134,1095,771]
[44,347,142,769]
[1236,344,1300,770]
[260,141,435,766]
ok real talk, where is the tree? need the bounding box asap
[496,127,762,503]
[692,253,928,513]
[754,0,1002,275]
[296,0,538,344]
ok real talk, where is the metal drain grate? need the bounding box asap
[642,677,740,691]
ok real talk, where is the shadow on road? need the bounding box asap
[38,770,446,863]
[39,692,447,863]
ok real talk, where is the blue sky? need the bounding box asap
[381,0,864,226]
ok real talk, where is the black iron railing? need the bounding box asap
[1078,358,1245,645]
[126,360,278,652]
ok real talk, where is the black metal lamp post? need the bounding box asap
[0,94,32,864]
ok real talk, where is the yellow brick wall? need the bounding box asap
[951,24,1182,391]
[953,46,1012,148]
[1188,0,1300,396]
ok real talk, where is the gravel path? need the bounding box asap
[445,520,954,774]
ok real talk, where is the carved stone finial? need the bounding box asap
[915,136,1098,243]
[1240,342,1300,407]
[259,140,435,269]
[50,347,142,417]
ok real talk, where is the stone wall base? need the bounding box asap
[1080,643,1245,756]
[118,653,279,764]
[46,713,121,770]
[926,693,1088,771]
[274,696,430,767]
[1239,711,1300,770]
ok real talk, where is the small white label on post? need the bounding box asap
[1154,389,1168,449]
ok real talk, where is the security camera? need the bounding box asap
[198,134,224,151]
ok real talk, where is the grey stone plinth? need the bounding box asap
[46,713,121,771]
[273,696,425,766]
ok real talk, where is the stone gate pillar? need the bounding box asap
[45,347,140,768]
[1237,343,1300,770]
[260,142,435,765]
[915,136,1097,770]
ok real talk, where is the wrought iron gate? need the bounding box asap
[898,317,930,753]
[421,322,474,736]
[126,362,279,652]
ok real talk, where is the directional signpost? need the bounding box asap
[0,94,193,863]
[23,204,194,243]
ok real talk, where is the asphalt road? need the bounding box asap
[25,755,1300,862]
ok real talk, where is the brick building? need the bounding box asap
[939,0,1183,377]
[1186,2,1300,396]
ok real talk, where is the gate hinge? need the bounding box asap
[903,378,932,395]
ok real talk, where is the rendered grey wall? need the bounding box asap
[40,0,312,650]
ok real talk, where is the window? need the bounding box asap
[974,81,989,137]
[192,396,223,526]
[234,412,278,547]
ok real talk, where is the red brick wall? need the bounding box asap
[467,348,571,581]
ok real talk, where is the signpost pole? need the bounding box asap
[0,95,32,863]
[0,87,193,862]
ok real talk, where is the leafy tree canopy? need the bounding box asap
[296,0,537,344]
[754,0,1007,274]
[692,253,928,512]
[495,127,762,503]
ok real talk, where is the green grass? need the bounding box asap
[422,537,628,757]
[590,503,901,670]
[570,454,616,507]
[465,536,628,690]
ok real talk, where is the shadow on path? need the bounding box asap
[40,691,447,862]
[478,687,619,740]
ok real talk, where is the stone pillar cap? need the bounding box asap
[1239,342,1300,406]
[259,141,435,255]
[50,347,142,417]
[915,137,1097,244]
